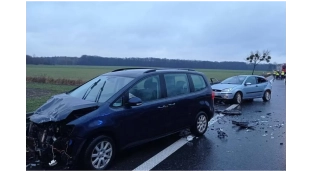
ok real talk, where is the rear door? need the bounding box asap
[163,73,192,132]
[256,76,269,97]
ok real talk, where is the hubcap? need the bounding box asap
[237,94,242,103]
[265,92,271,100]
[91,141,113,169]
[197,115,207,133]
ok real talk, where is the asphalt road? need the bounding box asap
[109,78,286,170]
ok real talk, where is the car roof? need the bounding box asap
[232,75,265,77]
[103,68,201,78]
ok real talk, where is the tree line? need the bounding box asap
[26,55,277,71]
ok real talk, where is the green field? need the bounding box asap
[26,83,76,112]
[26,65,265,112]
[27,65,264,81]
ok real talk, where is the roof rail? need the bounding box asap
[111,67,155,72]
[176,68,196,71]
[144,69,157,73]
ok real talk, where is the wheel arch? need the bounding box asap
[80,128,119,156]
[234,90,243,99]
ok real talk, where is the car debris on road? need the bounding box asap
[232,120,258,129]
[222,110,242,115]
[216,128,228,139]
[215,108,242,115]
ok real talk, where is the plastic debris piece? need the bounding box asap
[215,109,223,114]
[222,110,242,115]
[262,134,268,137]
[232,120,256,129]
[261,116,266,119]
[187,135,194,141]
[216,128,228,139]
[179,129,191,137]
[271,136,274,139]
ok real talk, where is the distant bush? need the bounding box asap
[26,76,85,86]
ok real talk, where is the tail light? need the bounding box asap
[212,91,215,99]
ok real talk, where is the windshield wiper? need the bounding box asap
[82,79,101,100]
[95,81,106,102]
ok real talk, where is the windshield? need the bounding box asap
[221,76,247,84]
[68,75,134,103]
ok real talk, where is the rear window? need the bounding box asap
[257,77,267,83]
[190,74,207,92]
[164,73,190,97]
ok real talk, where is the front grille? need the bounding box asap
[212,89,221,92]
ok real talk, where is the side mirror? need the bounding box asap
[128,97,142,106]
[245,82,252,86]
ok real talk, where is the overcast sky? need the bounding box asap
[26,1,286,63]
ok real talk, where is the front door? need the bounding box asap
[112,74,169,146]
[243,76,259,99]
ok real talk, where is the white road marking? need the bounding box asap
[132,104,238,171]
[223,104,239,111]
[132,136,193,171]
[208,113,224,125]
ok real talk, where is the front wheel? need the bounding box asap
[233,92,242,104]
[83,135,116,170]
[262,90,271,102]
[191,111,209,136]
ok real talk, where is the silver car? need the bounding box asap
[211,75,272,104]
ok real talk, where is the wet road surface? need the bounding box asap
[108,78,286,170]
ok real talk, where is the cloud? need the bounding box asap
[26,1,286,63]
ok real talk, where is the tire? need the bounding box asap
[83,135,116,170]
[233,92,243,104]
[190,111,209,136]
[262,90,271,102]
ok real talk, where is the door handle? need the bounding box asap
[158,105,168,109]
[168,103,175,106]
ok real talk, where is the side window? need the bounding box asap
[164,73,190,97]
[112,97,123,107]
[128,75,161,103]
[245,76,257,85]
[191,74,207,92]
[257,77,267,84]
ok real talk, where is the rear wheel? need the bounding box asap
[233,92,242,104]
[83,135,115,170]
[191,111,208,136]
[262,90,271,102]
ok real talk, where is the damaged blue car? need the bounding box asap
[26,68,215,170]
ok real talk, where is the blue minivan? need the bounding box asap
[26,68,215,170]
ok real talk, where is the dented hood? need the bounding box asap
[29,93,98,124]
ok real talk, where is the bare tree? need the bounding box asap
[246,50,272,75]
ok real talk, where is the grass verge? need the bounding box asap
[26,83,76,112]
